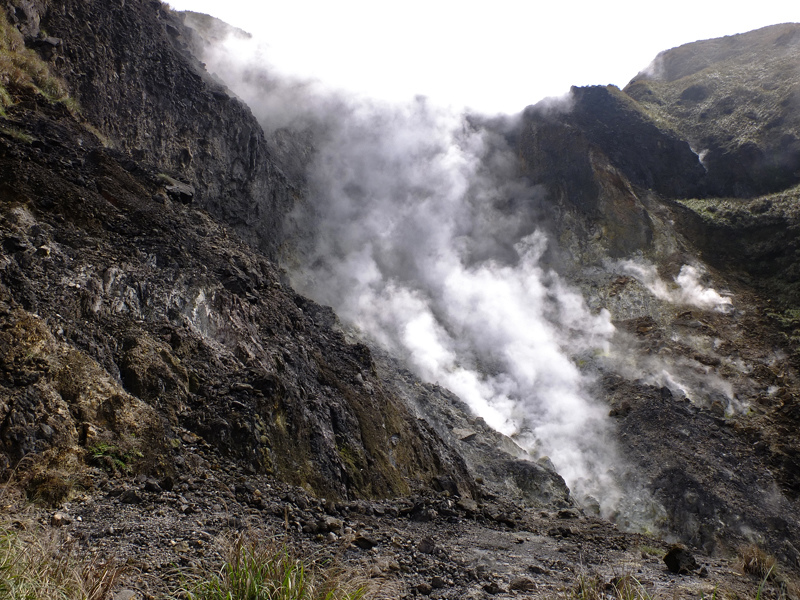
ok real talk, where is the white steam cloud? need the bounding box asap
[290,100,624,513]
[605,259,744,416]
[194,28,649,517]
[620,261,733,312]
[186,27,342,133]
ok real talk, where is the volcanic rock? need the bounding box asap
[664,545,699,574]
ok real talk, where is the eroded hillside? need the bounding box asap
[1,1,800,598]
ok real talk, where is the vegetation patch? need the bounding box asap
[0,516,369,600]
[0,83,11,116]
[766,308,800,345]
[638,544,663,557]
[567,573,655,600]
[738,545,777,581]
[24,469,74,506]
[87,442,143,475]
[677,185,800,229]
[0,8,76,114]
[0,122,32,141]
[0,517,124,600]
[181,535,365,600]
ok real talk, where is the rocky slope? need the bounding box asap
[626,23,800,199]
[506,25,800,562]
[2,1,800,598]
[0,85,485,503]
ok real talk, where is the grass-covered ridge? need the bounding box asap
[0,6,75,116]
[676,185,800,354]
[676,184,800,228]
[623,24,800,197]
[625,24,800,155]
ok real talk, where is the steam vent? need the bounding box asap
[1,2,799,597]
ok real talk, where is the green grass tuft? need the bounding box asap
[0,83,11,116]
[638,544,663,557]
[0,123,32,142]
[183,536,365,600]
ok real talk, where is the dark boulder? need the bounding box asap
[664,545,699,574]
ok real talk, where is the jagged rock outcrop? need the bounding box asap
[520,85,707,203]
[4,0,297,260]
[373,351,573,510]
[514,87,694,260]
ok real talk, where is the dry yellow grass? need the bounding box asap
[0,9,76,116]
[0,516,124,600]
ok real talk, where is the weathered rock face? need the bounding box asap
[0,300,169,501]
[3,0,297,260]
[3,0,45,41]
[373,351,572,510]
[565,85,707,200]
[0,85,477,502]
[513,84,706,260]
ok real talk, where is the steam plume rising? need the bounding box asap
[287,99,629,512]
[620,261,733,313]
[197,31,634,515]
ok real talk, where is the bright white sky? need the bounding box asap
[165,0,798,114]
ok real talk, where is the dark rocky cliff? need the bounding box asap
[3,1,800,595]
[7,0,298,260]
[0,96,481,502]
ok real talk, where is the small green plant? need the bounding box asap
[568,574,603,600]
[613,575,653,600]
[755,568,772,600]
[183,536,365,600]
[0,123,32,142]
[88,443,143,474]
[638,544,663,557]
[0,83,11,116]
[766,308,800,344]
[0,517,124,600]
[700,586,718,600]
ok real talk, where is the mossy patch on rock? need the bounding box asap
[0,4,75,113]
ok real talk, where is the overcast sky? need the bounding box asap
[165,0,798,114]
